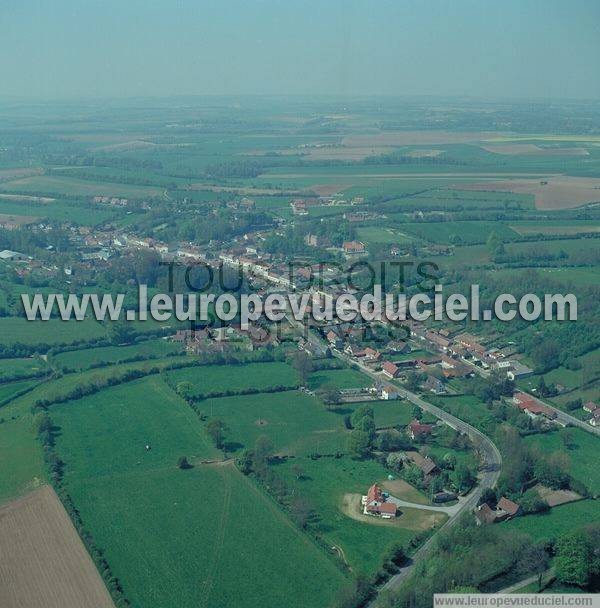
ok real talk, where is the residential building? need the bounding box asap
[382,361,400,379]
[364,347,382,362]
[496,497,522,519]
[407,421,434,441]
[424,375,445,394]
[512,392,556,420]
[381,385,399,400]
[362,484,397,519]
[342,240,366,255]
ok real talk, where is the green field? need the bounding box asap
[308,368,370,390]
[0,198,119,224]
[399,221,519,244]
[52,376,346,608]
[0,395,47,502]
[0,317,107,347]
[523,428,600,494]
[0,356,48,381]
[167,361,299,395]
[509,220,600,236]
[0,174,164,198]
[52,339,183,370]
[198,389,349,455]
[429,395,495,432]
[276,456,446,575]
[0,357,189,502]
[540,267,600,286]
[502,499,600,542]
[355,226,417,246]
[356,399,415,428]
[0,378,40,404]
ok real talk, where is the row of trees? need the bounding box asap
[35,413,131,606]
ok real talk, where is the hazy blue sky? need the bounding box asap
[1,0,599,100]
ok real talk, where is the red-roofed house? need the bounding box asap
[343,240,366,254]
[407,421,434,440]
[364,347,382,362]
[475,503,499,525]
[496,497,522,519]
[382,361,400,378]
[512,392,556,420]
[583,401,598,414]
[362,483,397,519]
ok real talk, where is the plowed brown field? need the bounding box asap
[0,485,115,608]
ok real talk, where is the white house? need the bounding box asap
[381,385,399,400]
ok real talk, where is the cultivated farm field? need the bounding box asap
[457,175,600,209]
[0,174,163,198]
[0,485,116,608]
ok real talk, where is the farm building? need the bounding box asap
[424,375,446,394]
[475,503,499,525]
[0,249,29,261]
[433,491,457,503]
[425,331,452,351]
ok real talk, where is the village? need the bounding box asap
[1,192,598,432]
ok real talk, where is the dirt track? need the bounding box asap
[0,486,115,608]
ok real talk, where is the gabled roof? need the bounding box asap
[408,421,433,437]
[382,361,399,375]
[377,502,397,515]
[475,503,498,524]
[497,497,520,516]
[367,483,382,504]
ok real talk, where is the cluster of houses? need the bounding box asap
[172,323,279,353]
[291,196,363,216]
[583,401,600,427]
[91,196,129,207]
[408,325,534,381]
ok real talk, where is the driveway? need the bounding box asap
[386,493,470,517]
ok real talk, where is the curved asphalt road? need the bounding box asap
[332,352,503,606]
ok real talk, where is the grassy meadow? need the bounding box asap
[166,361,299,395]
[51,376,347,608]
